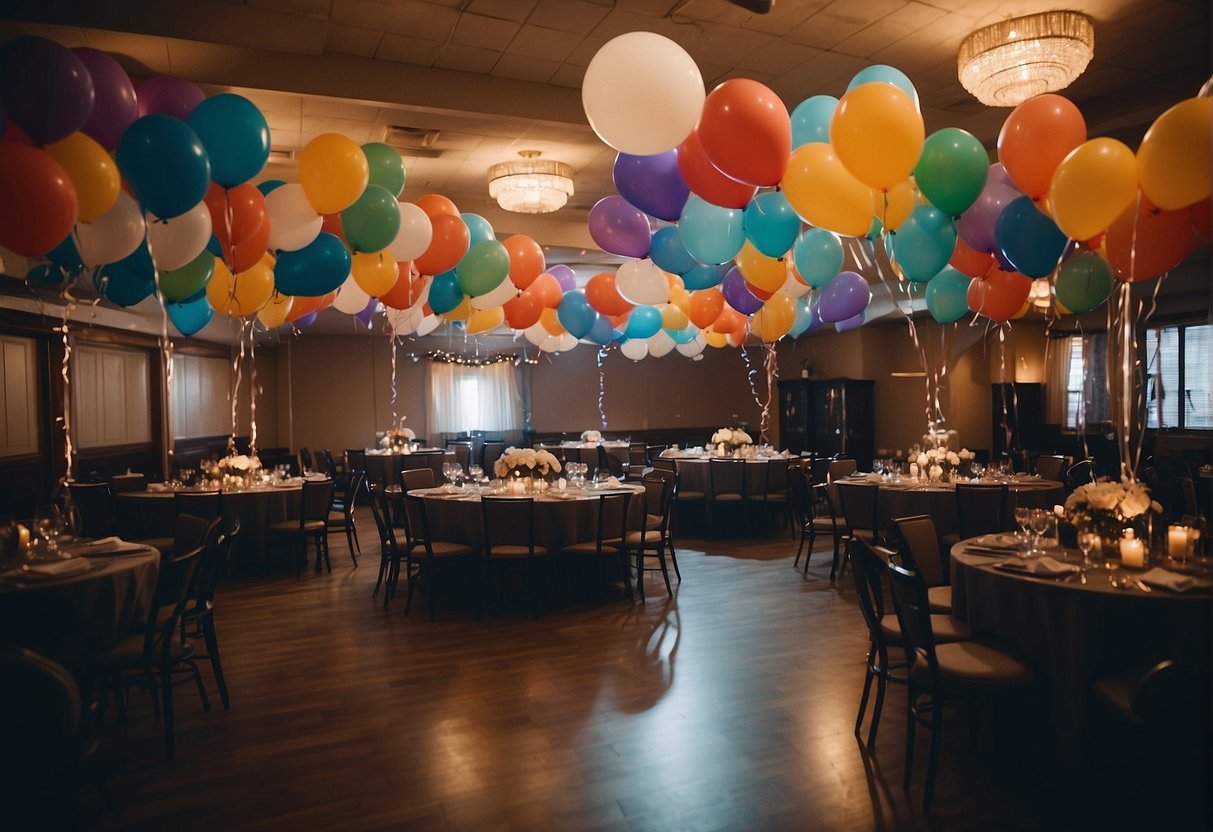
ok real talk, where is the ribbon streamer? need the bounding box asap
[759,342,777,444]
[247,322,258,457]
[597,347,608,431]
[740,342,762,421]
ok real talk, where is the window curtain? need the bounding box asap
[427,360,522,437]
[1044,336,1071,424]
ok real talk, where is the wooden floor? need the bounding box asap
[56,510,1209,831]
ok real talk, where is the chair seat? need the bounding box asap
[136,536,173,555]
[763,493,788,503]
[487,545,548,558]
[915,641,1034,689]
[927,585,953,613]
[101,634,196,670]
[563,538,624,556]
[881,613,970,645]
[810,516,843,529]
[1092,673,1138,723]
[676,490,706,500]
[624,530,665,548]
[417,540,476,558]
[849,527,877,542]
[712,494,744,503]
[268,520,327,534]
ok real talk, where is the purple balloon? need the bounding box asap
[721,266,764,315]
[955,178,1021,254]
[72,47,138,151]
[355,297,377,328]
[817,271,871,323]
[136,76,205,121]
[612,150,691,222]
[294,311,318,329]
[588,196,651,259]
[805,295,826,333]
[834,311,865,332]
[0,36,95,145]
[987,162,1014,189]
[548,264,576,292]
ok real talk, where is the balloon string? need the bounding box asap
[1131,273,1167,478]
[997,323,1014,459]
[57,288,77,484]
[759,342,777,445]
[596,347,608,431]
[1117,281,1133,481]
[1076,320,1090,463]
[229,319,247,455]
[389,333,399,411]
[248,323,258,459]
[740,342,762,419]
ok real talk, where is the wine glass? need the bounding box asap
[970,462,985,480]
[1030,509,1054,556]
[467,464,484,489]
[441,462,458,489]
[1013,506,1032,545]
[1077,530,1100,568]
[872,459,885,478]
[33,505,66,558]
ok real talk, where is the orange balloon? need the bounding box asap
[585,272,634,316]
[688,288,725,329]
[441,296,472,322]
[321,212,346,245]
[726,329,746,348]
[712,305,746,335]
[831,82,924,191]
[539,306,564,336]
[782,142,873,237]
[0,142,77,256]
[949,236,995,277]
[379,265,426,310]
[698,78,791,187]
[746,281,774,302]
[227,215,270,274]
[503,234,545,289]
[966,266,1031,322]
[677,127,758,209]
[527,273,563,308]
[503,290,543,329]
[416,193,459,220]
[997,94,1087,200]
[413,212,469,276]
[1104,193,1195,283]
[286,291,336,322]
[877,178,916,231]
[735,240,785,293]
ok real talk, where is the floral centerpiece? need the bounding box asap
[493,447,562,481]
[913,447,976,482]
[207,453,261,488]
[1064,478,1161,547]
[580,430,602,444]
[711,427,753,456]
[377,419,416,452]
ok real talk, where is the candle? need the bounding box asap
[909,463,919,480]
[17,524,29,550]
[508,478,524,495]
[1120,529,1144,568]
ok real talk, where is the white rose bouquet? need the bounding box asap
[494,447,562,479]
[916,447,977,481]
[378,421,416,451]
[711,427,753,454]
[1064,477,1161,541]
[580,430,602,443]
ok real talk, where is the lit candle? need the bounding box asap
[909,463,919,480]
[1168,524,1191,561]
[17,524,30,550]
[1120,529,1144,568]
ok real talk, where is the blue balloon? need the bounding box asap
[681,262,728,290]
[257,179,286,196]
[679,195,744,266]
[789,297,815,337]
[649,225,695,275]
[792,227,843,289]
[116,114,211,219]
[744,191,800,258]
[166,296,214,336]
[847,65,920,110]
[587,313,615,346]
[188,93,269,187]
[557,290,596,339]
[925,267,972,324]
[46,233,83,270]
[995,195,1068,279]
[180,286,207,304]
[624,305,662,340]
[427,270,463,315]
[98,242,156,307]
[790,95,837,149]
[27,263,68,287]
[461,213,495,247]
[892,205,957,282]
[669,324,699,345]
[612,150,690,222]
[273,232,351,297]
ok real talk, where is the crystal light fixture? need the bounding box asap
[487,150,574,214]
[958,11,1094,107]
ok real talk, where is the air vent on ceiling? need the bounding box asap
[382,124,444,158]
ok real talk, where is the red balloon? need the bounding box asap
[966,266,1031,322]
[687,287,725,329]
[379,264,426,309]
[1105,194,1195,283]
[949,236,995,277]
[205,182,267,259]
[503,234,545,290]
[527,273,563,308]
[0,141,78,256]
[997,94,1086,200]
[416,193,459,220]
[503,290,543,329]
[585,272,635,316]
[228,216,270,273]
[677,128,757,209]
[698,79,791,187]
[413,212,469,276]
[1190,199,1210,244]
[321,212,346,245]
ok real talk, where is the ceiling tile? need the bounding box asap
[490,52,561,84]
[80,29,171,73]
[466,0,538,22]
[507,24,584,62]
[742,0,833,35]
[451,12,521,51]
[736,38,821,75]
[376,33,444,65]
[330,0,394,30]
[549,62,587,89]
[433,42,502,74]
[386,0,460,38]
[529,0,611,36]
[786,0,906,49]
[247,0,332,20]
[326,24,382,58]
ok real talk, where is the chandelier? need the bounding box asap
[487,150,574,214]
[958,12,1094,107]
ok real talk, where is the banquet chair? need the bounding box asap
[578,445,605,476]
[835,481,880,582]
[1065,458,1094,493]
[481,496,548,619]
[625,472,677,602]
[399,491,478,619]
[628,442,648,472]
[646,445,668,464]
[828,457,858,481]
[886,560,1033,810]
[98,544,207,761]
[643,467,681,581]
[707,458,748,538]
[942,483,1009,549]
[401,467,437,491]
[891,514,952,613]
[795,460,847,575]
[366,484,420,610]
[601,446,627,478]
[658,461,699,566]
[180,521,238,711]
[322,449,340,478]
[176,490,222,521]
[65,481,118,538]
[448,440,473,472]
[267,478,335,577]
[298,447,314,474]
[1033,454,1068,482]
[561,491,633,606]
[762,457,792,536]
[327,470,365,566]
[480,441,505,475]
[344,449,367,477]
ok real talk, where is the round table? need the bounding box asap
[949,539,1212,754]
[663,454,781,498]
[364,448,451,489]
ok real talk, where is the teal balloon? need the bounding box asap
[682,262,727,290]
[98,242,156,307]
[847,65,919,110]
[744,190,800,258]
[995,195,1067,279]
[166,296,214,336]
[187,93,269,187]
[361,142,405,197]
[27,263,67,286]
[273,232,350,297]
[116,114,210,219]
[455,239,510,297]
[557,290,596,339]
[789,297,815,337]
[925,267,971,324]
[427,270,463,315]
[669,325,698,345]
[914,128,988,217]
[341,184,401,253]
[624,305,662,340]
[650,225,695,275]
[1054,252,1113,313]
[257,179,286,196]
[46,234,83,270]
[587,314,615,346]
[159,249,215,301]
[790,95,837,149]
[679,195,744,266]
[892,205,956,282]
[461,213,495,247]
[792,227,843,289]
[867,217,883,240]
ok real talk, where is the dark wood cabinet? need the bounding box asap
[778,378,875,468]
[991,382,1045,459]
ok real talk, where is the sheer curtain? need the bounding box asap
[1044,336,1071,425]
[427,360,522,436]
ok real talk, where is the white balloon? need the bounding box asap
[146,201,211,271]
[540,333,578,353]
[386,305,421,336]
[676,333,706,357]
[524,322,549,346]
[76,191,145,267]
[470,277,518,311]
[265,184,322,252]
[648,329,676,358]
[620,338,649,360]
[582,32,705,155]
[777,266,812,298]
[332,273,370,314]
[415,314,442,337]
[388,202,433,262]
[616,258,670,306]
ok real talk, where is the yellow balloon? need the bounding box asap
[876,178,916,231]
[1138,97,1211,211]
[465,306,503,335]
[539,306,563,334]
[1049,138,1138,242]
[704,330,729,349]
[735,240,785,293]
[782,143,873,237]
[298,133,369,215]
[207,257,274,317]
[661,303,689,331]
[257,292,295,328]
[351,251,399,296]
[45,132,119,222]
[442,296,472,322]
[668,284,691,316]
[750,295,795,342]
[830,83,924,191]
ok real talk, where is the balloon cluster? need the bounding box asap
[581,32,1211,356]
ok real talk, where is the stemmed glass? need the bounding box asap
[467,465,484,490]
[1013,506,1032,551]
[33,505,66,559]
[872,459,885,478]
[970,462,985,481]
[1077,530,1100,568]
[441,462,461,490]
[1030,508,1054,556]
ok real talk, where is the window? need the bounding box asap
[1046,334,1108,429]
[1146,323,1212,430]
[427,359,521,435]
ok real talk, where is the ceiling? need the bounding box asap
[0,0,1209,338]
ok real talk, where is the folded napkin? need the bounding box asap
[605,476,622,488]
[19,558,95,579]
[968,533,1023,551]
[995,556,1077,577]
[1138,567,1212,593]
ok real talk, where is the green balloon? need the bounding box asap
[925,267,972,324]
[455,239,510,297]
[159,249,215,302]
[341,184,401,253]
[361,142,405,198]
[914,128,989,217]
[1054,252,1113,313]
